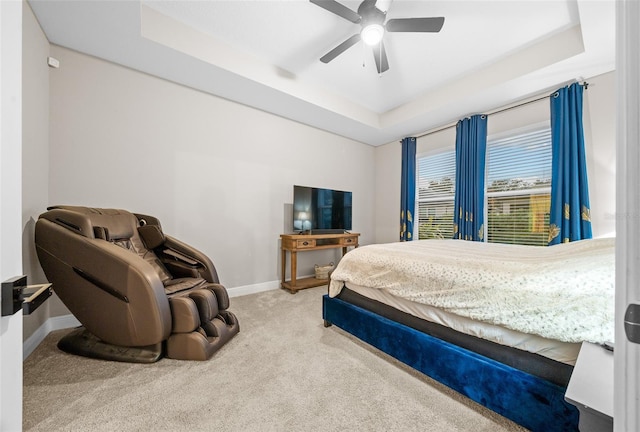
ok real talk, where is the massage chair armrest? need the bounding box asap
[164,235,220,284]
[80,241,170,306]
[134,213,220,284]
[162,256,202,279]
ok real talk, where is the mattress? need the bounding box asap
[344,281,580,365]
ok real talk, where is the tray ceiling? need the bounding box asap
[28,0,615,146]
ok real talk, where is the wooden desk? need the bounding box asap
[280,233,359,294]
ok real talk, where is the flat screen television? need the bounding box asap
[293,185,352,233]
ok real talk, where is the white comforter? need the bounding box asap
[329,238,615,344]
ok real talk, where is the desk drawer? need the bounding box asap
[296,239,316,249]
[341,236,358,246]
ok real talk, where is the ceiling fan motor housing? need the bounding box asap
[358,1,386,27]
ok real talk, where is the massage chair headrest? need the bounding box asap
[42,206,135,240]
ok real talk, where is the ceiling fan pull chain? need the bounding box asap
[362,41,366,68]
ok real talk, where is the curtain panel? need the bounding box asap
[548,83,593,245]
[453,115,488,241]
[400,137,416,241]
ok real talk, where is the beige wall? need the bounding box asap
[374,71,616,243]
[374,142,401,244]
[582,72,616,237]
[22,1,70,341]
[47,45,376,295]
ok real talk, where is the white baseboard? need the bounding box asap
[23,314,81,360]
[227,279,280,297]
[23,281,280,360]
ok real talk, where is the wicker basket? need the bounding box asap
[314,262,334,280]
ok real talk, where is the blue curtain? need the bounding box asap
[453,115,487,241]
[400,137,416,241]
[548,83,592,245]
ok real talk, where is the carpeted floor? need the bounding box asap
[23,286,526,431]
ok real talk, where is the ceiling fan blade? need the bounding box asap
[386,17,445,32]
[320,34,361,63]
[309,0,361,24]
[372,40,389,74]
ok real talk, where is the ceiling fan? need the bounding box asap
[310,0,445,74]
[309,0,444,74]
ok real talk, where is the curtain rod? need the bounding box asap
[413,81,590,140]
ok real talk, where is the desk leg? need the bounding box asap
[281,248,286,288]
[290,251,297,293]
[342,246,347,256]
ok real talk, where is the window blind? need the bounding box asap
[417,150,456,239]
[486,128,552,245]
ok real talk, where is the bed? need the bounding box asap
[322,238,615,432]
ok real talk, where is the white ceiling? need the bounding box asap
[28,0,615,146]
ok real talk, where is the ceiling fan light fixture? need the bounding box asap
[361,23,384,46]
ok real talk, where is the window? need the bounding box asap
[416,125,552,245]
[416,150,456,239]
[486,127,552,245]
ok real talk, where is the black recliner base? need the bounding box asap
[57,327,163,363]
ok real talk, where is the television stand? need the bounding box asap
[280,232,360,294]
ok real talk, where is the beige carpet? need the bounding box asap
[23,287,526,431]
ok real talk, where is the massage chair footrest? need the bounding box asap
[166,312,239,361]
[57,327,163,363]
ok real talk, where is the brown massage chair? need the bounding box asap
[34,206,239,362]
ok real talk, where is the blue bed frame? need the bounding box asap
[323,294,579,432]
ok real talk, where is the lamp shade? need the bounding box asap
[361,24,384,46]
